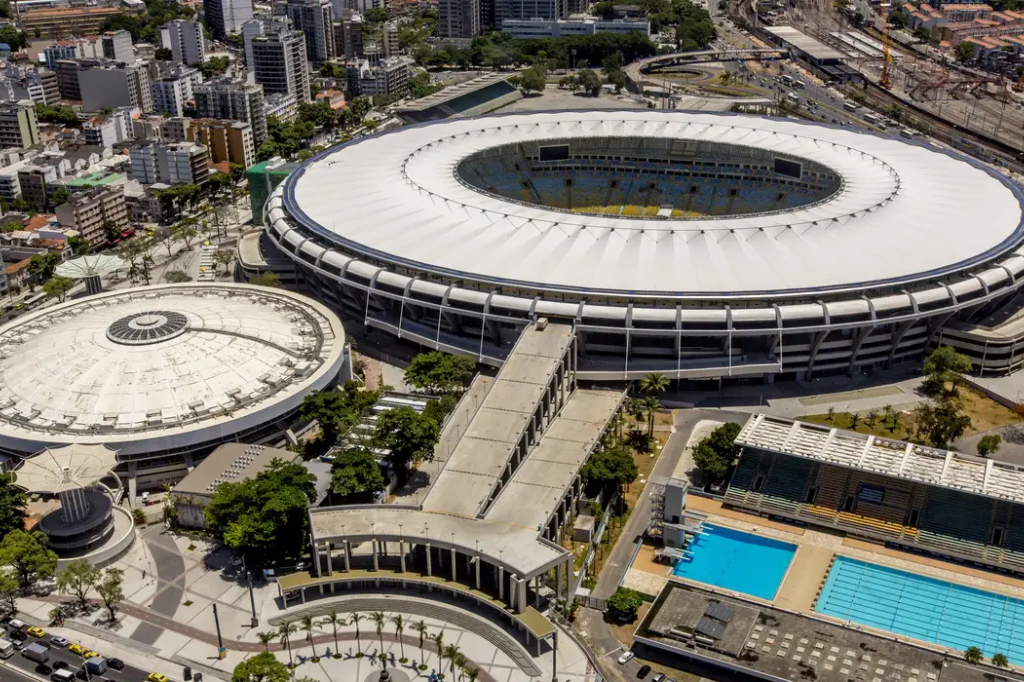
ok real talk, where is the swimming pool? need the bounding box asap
[671,525,796,601]
[815,556,1024,665]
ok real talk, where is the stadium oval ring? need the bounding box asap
[266,110,1024,381]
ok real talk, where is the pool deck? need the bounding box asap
[775,543,834,612]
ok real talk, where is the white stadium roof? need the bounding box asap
[282,111,1024,297]
[0,284,345,456]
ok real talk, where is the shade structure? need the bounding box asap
[14,443,119,494]
[54,254,128,279]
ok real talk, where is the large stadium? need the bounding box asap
[265,110,1024,381]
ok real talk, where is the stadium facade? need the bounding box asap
[0,284,348,492]
[264,111,1024,382]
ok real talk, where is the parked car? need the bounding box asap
[148,673,169,682]
[637,665,652,679]
[26,626,46,638]
[49,636,68,648]
[652,674,666,682]
[68,643,85,655]
[617,651,635,665]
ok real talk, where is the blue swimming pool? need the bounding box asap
[816,556,1024,665]
[671,525,796,600]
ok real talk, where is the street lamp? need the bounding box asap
[246,569,258,628]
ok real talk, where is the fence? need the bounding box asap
[576,491,618,592]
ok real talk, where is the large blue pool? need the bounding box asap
[816,556,1024,665]
[671,525,796,601]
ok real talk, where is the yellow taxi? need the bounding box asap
[84,650,100,659]
[68,643,86,655]
[147,673,168,682]
[25,626,45,638]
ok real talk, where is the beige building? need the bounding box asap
[190,119,255,169]
[54,186,130,248]
[0,101,39,149]
[17,0,144,39]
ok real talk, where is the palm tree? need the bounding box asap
[391,614,406,662]
[277,621,297,667]
[849,412,861,431]
[993,653,1009,667]
[883,404,893,426]
[431,632,444,672]
[412,620,429,668]
[639,371,669,397]
[453,652,467,680]
[351,612,363,654]
[301,614,317,660]
[321,610,341,657]
[827,406,835,422]
[465,667,479,682]
[867,409,879,431]
[643,395,661,437]
[370,611,386,655]
[444,644,461,677]
[891,410,903,434]
[257,631,277,652]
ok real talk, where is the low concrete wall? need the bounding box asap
[57,507,136,569]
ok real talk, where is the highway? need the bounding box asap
[0,626,172,682]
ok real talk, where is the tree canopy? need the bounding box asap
[197,56,230,78]
[582,442,638,497]
[43,277,74,303]
[692,422,741,483]
[299,381,380,446]
[331,446,386,499]
[977,434,1002,457]
[374,406,439,474]
[519,66,547,93]
[0,530,58,586]
[232,652,294,682]
[56,559,100,608]
[100,0,194,42]
[29,252,62,280]
[36,104,78,126]
[923,346,972,396]
[913,398,971,449]
[606,587,644,622]
[204,459,317,564]
[0,473,26,539]
[403,351,476,394]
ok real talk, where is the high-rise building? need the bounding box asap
[100,30,134,62]
[338,12,363,59]
[179,118,256,168]
[54,186,130,248]
[0,102,39,149]
[79,62,153,113]
[130,142,210,185]
[0,68,60,106]
[203,0,255,38]
[493,0,566,24]
[250,24,311,104]
[152,74,191,117]
[286,0,335,64]
[160,19,206,65]
[346,56,411,96]
[438,0,480,39]
[82,108,134,148]
[194,77,267,145]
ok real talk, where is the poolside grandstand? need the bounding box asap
[726,414,1024,573]
[395,73,522,124]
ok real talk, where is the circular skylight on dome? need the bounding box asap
[105,311,190,345]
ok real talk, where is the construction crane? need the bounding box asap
[880,1,893,89]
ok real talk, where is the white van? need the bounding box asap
[843,100,858,111]
[51,671,75,682]
[0,639,14,658]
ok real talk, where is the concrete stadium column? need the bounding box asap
[450,546,458,582]
[313,537,322,577]
[425,543,432,577]
[498,565,505,601]
[372,539,379,571]
[399,540,406,573]
[533,577,541,609]
[325,541,333,576]
[508,573,518,610]
[517,578,527,614]
[556,562,563,600]
[475,553,481,589]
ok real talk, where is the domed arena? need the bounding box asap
[265,110,1024,382]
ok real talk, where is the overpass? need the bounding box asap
[626,47,786,87]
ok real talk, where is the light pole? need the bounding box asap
[246,570,258,628]
[213,603,225,659]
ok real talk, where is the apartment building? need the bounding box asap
[0,68,59,106]
[250,24,311,103]
[160,19,206,65]
[0,102,39,149]
[129,142,210,185]
[79,62,153,113]
[438,0,480,39]
[152,67,202,117]
[15,0,144,39]
[346,55,412,96]
[286,0,335,64]
[82,109,134,148]
[181,118,255,168]
[54,185,129,248]
[204,0,254,38]
[194,77,267,144]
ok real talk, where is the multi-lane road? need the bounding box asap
[0,626,169,682]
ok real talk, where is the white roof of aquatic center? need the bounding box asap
[281,110,1024,297]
